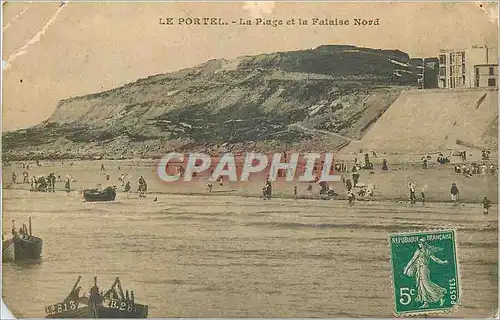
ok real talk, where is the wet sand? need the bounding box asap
[1,188,498,318]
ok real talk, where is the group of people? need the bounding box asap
[11,170,72,193]
[111,171,148,196]
[453,163,496,177]
[406,181,492,214]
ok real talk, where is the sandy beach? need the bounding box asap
[3,157,498,204]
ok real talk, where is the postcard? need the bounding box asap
[2,1,498,318]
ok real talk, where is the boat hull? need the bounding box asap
[46,304,148,318]
[83,190,116,202]
[2,239,15,262]
[14,236,43,261]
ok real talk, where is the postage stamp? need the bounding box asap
[389,229,460,316]
[2,1,498,318]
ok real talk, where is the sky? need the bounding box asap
[1,1,498,131]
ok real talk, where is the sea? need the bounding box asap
[2,189,498,318]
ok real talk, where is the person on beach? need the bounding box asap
[319,181,329,194]
[47,174,53,190]
[207,183,213,193]
[348,190,355,205]
[124,181,131,192]
[483,197,491,215]
[217,176,224,186]
[138,176,147,197]
[50,173,56,192]
[382,159,388,171]
[450,183,459,203]
[345,179,353,192]
[262,180,272,200]
[30,176,35,191]
[489,164,496,175]
[101,164,105,171]
[408,182,417,204]
[293,185,298,199]
[11,172,17,184]
[461,164,467,175]
[404,238,448,308]
[65,177,71,193]
[481,163,487,175]
[422,158,428,170]
[421,189,426,205]
[352,172,360,187]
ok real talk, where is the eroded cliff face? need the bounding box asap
[3,45,418,160]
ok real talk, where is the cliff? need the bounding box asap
[3,45,423,160]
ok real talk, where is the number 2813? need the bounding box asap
[45,301,77,314]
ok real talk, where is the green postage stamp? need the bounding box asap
[389,229,460,316]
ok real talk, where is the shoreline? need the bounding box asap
[3,184,496,205]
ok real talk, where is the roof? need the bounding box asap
[474,64,499,67]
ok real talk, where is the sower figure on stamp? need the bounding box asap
[403,238,448,309]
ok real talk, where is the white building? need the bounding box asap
[438,45,498,89]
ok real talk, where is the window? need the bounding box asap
[475,67,479,77]
[461,52,465,64]
[488,78,496,87]
[489,67,495,75]
[462,76,465,84]
[439,66,446,76]
[451,54,455,64]
[439,55,446,65]
[475,79,480,87]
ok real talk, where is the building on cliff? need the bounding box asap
[438,45,498,89]
[409,58,439,89]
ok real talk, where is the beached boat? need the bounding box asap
[5,217,43,262]
[83,186,116,202]
[45,276,148,318]
[2,238,15,262]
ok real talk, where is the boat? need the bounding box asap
[45,276,148,318]
[4,217,43,262]
[2,238,15,262]
[83,186,117,202]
